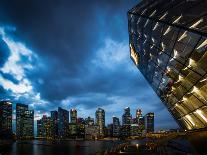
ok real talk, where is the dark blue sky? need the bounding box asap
[0,0,178,130]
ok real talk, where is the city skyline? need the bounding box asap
[0,0,177,132]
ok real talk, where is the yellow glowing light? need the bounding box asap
[173,49,178,59]
[150,10,156,17]
[183,97,187,101]
[200,78,207,83]
[196,109,207,123]
[187,58,195,68]
[130,44,139,65]
[172,15,182,24]
[191,86,199,93]
[178,75,183,81]
[186,115,195,126]
[159,12,168,20]
[164,26,171,35]
[178,31,187,41]
[190,18,203,29]
[197,39,207,50]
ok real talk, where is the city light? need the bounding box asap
[196,109,207,123]
[178,31,187,41]
[164,26,171,35]
[197,39,207,50]
[159,11,168,20]
[172,15,182,24]
[189,18,203,29]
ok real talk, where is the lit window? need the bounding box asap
[196,39,207,50]
[186,115,195,126]
[130,44,139,65]
[164,26,171,35]
[150,10,156,17]
[159,12,168,20]
[196,109,207,123]
[153,22,159,30]
[172,15,182,24]
[190,18,203,29]
[178,31,187,41]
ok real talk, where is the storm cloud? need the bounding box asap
[0,0,178,130]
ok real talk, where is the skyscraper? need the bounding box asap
[128,0,207,130]
[122,107,132,125]
[0,101,12,138]
[70,109,77,123]
[58,107,69,138]
[112,116,120,137]
[145,113,154,133]
[95,108,105,136]
[51,110,58,139]
[16,103,34,139]
[85,116,94,125]
[37,115,51,139]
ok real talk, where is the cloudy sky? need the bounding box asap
[0,0,178,131]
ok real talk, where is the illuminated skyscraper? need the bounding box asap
[95,108,105,136]
[70,109,77,123]
[37,115,51,139]
[112,116,120,137]
[0,101,12,138]
[145,113,154,133]
[58,107,69,138]
[51,110,58,139]
[122,107,132,125]
[128,0,207,130]
[16,103,34,139]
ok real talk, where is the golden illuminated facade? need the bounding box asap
[128,0,207,130]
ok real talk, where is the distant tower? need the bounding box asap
[122,107,132,125]
[145,113,154,133]
[51,110,58,139]
[70,109,77,123]
[16,103,34,139]
[95,108,105,136]
[112,116,120,137]
[58,107,69,138]
[0,101,12,137]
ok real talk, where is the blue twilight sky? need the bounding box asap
[0,0,178,131]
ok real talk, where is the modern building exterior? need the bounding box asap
[58,107,69,138]
[85,116,94,125]
[70,109,77,123]
[122,107,132,125]
[112,116,120,137]
[145,112,154,133]
[16,103,34,139]
[37,115,51,139]
[128,0,207,130]
[85,124,99,140]
[95,108,105,136]
[51,110,58,139]
[0,101,12,138]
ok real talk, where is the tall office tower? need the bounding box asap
[145,113,154,133]
[122,107,132,125]
[85,116,94,125]
[0,101,12,138]
[16,103,34,139]
[51,110,58,139]
[95,108,105,136]
[37,115,51,139]
[136,109,142,119]
[58,107,69,138]
[70,109,77,123]
[128,0,207,130]
[112,116,120,137]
